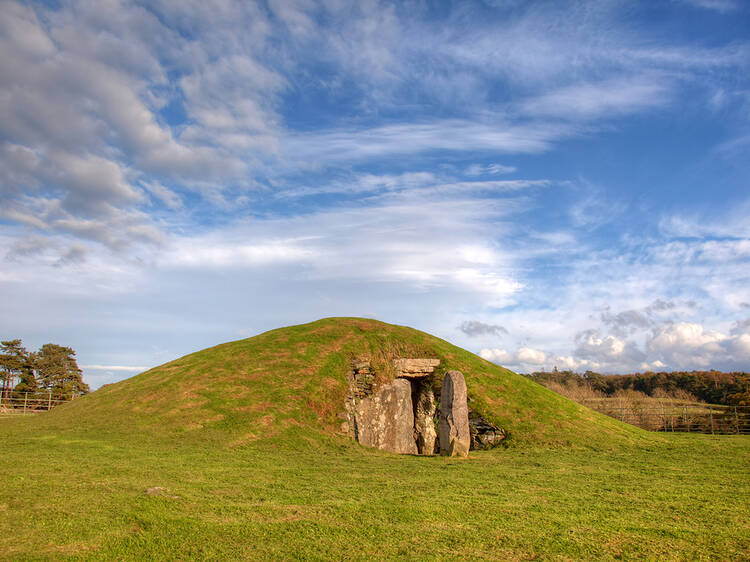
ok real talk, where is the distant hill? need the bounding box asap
[36,318,650,448]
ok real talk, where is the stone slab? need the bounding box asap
[438,370,470,457]
[352,378,417,455]
[393,358,441,377]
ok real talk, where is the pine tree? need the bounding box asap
[15,368,39,394]
[32,344,90,399]
[1,339,33,399]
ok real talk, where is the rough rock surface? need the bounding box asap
[413,383,437,454]
[439,370,470,457]
[393,358,441,378]
[348,361,375,398]
[352,378,417,454]
[469,410,506,449]
[346,358,492,456]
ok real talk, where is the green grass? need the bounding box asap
[2,318,748,559]
[2,426,748,560]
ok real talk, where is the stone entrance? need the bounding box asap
[343,359,501,457]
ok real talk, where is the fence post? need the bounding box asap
[685,406,689,432]
[48,390,52,410]
[24,392,28,414]
[735,406,740,434]
[619,407,624,422]
[709,406,714,435]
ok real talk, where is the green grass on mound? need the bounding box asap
[36,317,647,449]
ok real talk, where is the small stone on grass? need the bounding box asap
[144,486,180,499]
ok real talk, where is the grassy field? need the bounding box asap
[2,318,748,559]
[1,425,748,560]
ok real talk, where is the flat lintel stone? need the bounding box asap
[393,358,440,378]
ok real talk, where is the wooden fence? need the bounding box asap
[582,400,750,435]
[0,392,71,416]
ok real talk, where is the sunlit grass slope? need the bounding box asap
[37,317,647,448]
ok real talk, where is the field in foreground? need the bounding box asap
[2,420,749,560]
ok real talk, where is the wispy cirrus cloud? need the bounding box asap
[680,0,741,13]
[274,170,551,199]
[518,77,671,120]
[284,120,577,164]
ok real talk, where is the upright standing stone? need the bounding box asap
[439,370,470,457]
[353,378,417,455]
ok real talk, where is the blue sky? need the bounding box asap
[1,0,750,388]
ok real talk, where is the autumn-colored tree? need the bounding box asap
[527,369,749,406]
[32,344,90,399]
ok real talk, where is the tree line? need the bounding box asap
[526,369,750,406]
[0,339,90,400]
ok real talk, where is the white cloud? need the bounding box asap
[142,181,183,211]
[647,322,727,367]
[0,0,285,259]
[480,346,548,366]
[284,120,577,163]
[480,346,599,372]
[639,360,666,371]
[81,365,148,372]
[290,171,550,201]
[554,356,597,371]
[516,347,548,364]
[479,315,750,373]
[465,163,517,176]
[480,348,514,364]
[470,198,750,374]
[165,239,318,268]
[575,329,627,359]
[2,0,747,262]
[179,53,285,149]
[649,322,726,351]
[729,333,750,357]
[0,1,55,58]
[659,200,750,240]
[519,77,670,120]
[681,0,740,13]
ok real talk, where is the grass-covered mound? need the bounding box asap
[37,317,646,448]
[2,318,748,559]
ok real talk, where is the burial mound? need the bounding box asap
[35,318,640,450]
